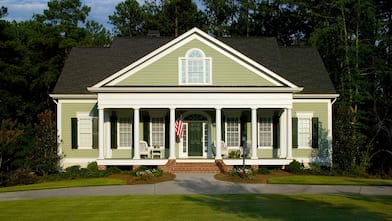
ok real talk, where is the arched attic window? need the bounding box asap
[179,48,212,85]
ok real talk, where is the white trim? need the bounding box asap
[90,28,299,89]
[97,159,168,166]
[223,159,293,166]
[293,94,339,99]
[327,99,333,166]
[50,94,97,99]
[88,87,303,93]
[59,99,97,104]
[57,99,62,159]
[293,99,331,103]
[97,93,294,109]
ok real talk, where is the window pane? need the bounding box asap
[259,117,272,146]
[151,117,165,147]
[188,59,203,83]
[119,118,132,147]
[298,118,311,147]
[227,117,239,147]
[188,50,203,57]
[183,124,187,152]
[79,118,92,147]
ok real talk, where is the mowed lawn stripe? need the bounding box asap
[0,194,390,221]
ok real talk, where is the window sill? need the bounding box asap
[297,146,312,149]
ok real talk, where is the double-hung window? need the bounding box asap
[259,117,273,148]
[71,113,97,149]
[296,113,313,148]
[226,117,240,147]
[118,117,132,148]
[151,117,165,147]
[179,48,211,85]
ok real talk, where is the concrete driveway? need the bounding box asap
[0,173,391,201]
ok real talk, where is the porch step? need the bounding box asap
[170,162,222,174]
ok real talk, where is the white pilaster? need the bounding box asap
[98,108,104,159]
[215,108,222,159]
[251,108,258,159]
[280,109,287,158]
[287,108,293,159]
[169,108,176,159]
[133,108,140,159]
[327,100,333,166]
[104,110,111,158]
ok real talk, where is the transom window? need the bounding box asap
[226,117,240,147]
[258,117,273,147]
[179,48,212,85]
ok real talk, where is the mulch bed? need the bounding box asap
[214,170,292,184]
[107,173,176,185]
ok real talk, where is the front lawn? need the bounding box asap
[268,175,392,186]
[0,194,390,221]
[0,178,126,193]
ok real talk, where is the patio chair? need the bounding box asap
[139,141,151,159]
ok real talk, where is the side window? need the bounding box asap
[295,113,314,148]
[72,113,97,149]
[179,48,212,85]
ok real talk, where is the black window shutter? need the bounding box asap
[111,113,117,149]
[143,115,150,146]
[71,118,78,149]
[312,117,319,148]
[292,117,298,148]
[273,115,279,149]
[92,118,98,149]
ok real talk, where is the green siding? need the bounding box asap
[292,102,329,158]
[61,102,99,158]
[112,149,133,158]
[116,39,275,86]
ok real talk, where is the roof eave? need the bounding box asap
[50,94,98,99]
[87,86,304,93]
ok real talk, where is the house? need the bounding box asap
[50,28,338,172]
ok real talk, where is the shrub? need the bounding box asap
[229,166,254,179]
[257,167,271,174]
[134,166,163,177]
[287,160,303,174]
[87,162,98,172]
[2,169,39,186]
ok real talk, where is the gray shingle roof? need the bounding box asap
[53,36,336,94]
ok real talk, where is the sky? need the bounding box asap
[1,0,169,31]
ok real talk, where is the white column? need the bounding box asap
[169,108,176,159]
[251,108,258,159]
[287,108,293,159]
[215,108,222,159]
[104,110,111,159]
[133,108,140,159]
[98,108,104,159]
[280,109,287,158]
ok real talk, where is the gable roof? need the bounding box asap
[52,29,336,95]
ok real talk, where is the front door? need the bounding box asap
[188,122,203,156]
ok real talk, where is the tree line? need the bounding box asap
[0,0,391,176]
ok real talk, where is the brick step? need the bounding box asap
[170,163,221,173]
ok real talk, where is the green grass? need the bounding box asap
[0,194,390,221]
[0,178,125,193]
[268,175,392,185]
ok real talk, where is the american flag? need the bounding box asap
[175,116,184,139]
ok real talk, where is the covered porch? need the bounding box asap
[95,91,295,166]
